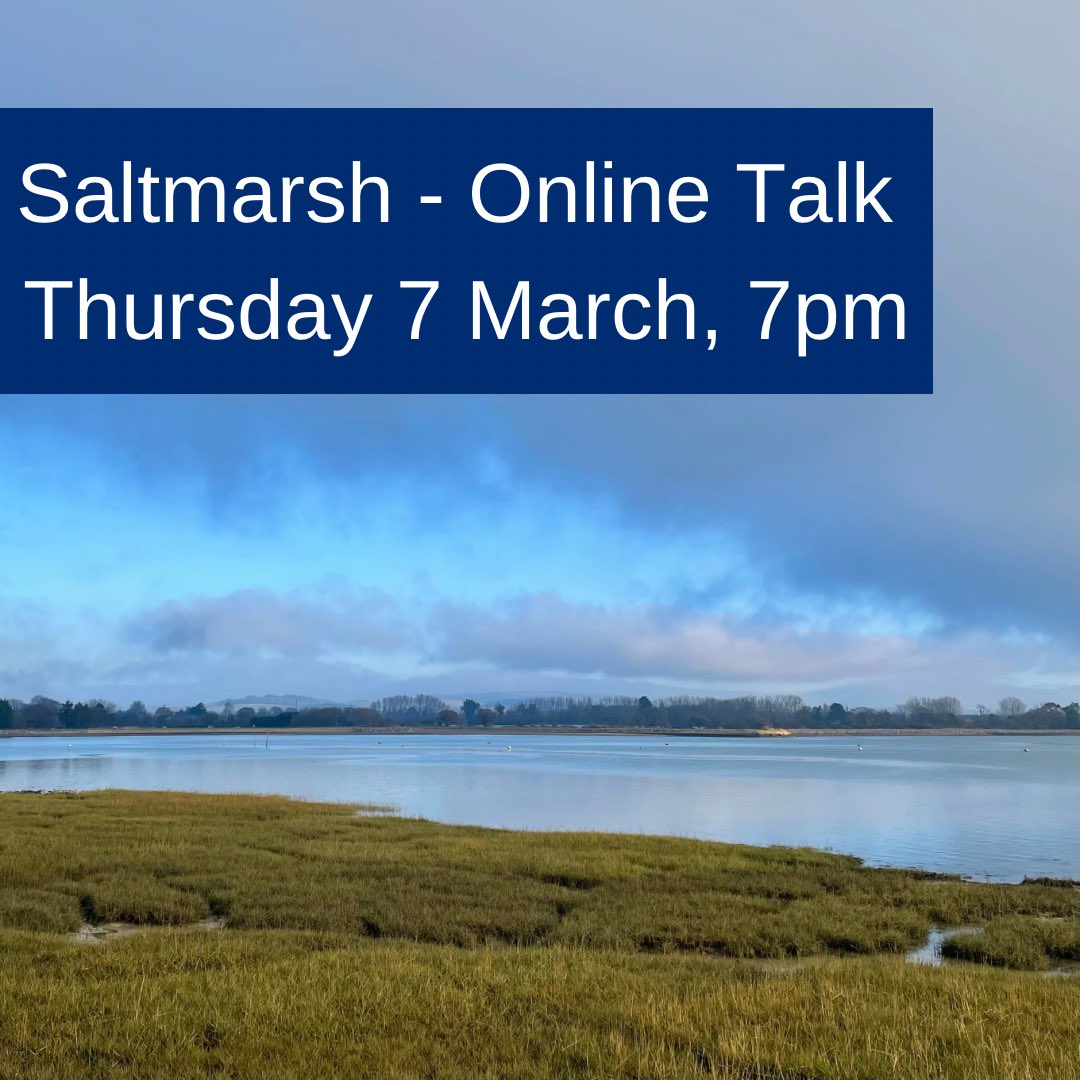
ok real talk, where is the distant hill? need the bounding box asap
[461,691,578,707]
[207,694,342,712]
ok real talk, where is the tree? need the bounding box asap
[0,699,12,729]
[22,696,61,729]
[900,697,962,726]
[998,696,1026,718]
[437,708,460,726]
[638,696,654,710]
[461,699,480,725]
[370,694,447,723]
[349,707,383,727]
[827,703,847,724]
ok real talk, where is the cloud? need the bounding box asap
[430,592,905,684]
[94,653,396,709]
[429,592,1079,703]
[7,392,1074,641]
[127,582,413,657]
[491,395,1079,636]
[3,584,1075,709]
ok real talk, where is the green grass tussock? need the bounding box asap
[942,916,1080,970]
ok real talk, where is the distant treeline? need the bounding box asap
[1,692,1077,731]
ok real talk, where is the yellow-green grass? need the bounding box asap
[1,790,1078,1079]
[2,790,1077,957]
[0,931,1077,1080]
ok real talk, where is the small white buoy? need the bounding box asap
[857,744,864,751]
[1023,747,1030,752]
[506,745,512,752]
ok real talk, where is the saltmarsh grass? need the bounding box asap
[0,931,1077,1080]
[3,790,1076,955]
[0,790,1077,1078]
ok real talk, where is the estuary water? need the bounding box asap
[0,732,1075,882]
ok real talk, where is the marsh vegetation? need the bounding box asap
[1,790,1076,1078]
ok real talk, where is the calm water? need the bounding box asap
[1,733,1075,882]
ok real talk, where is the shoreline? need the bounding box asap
[2,786,1073,886]
[1,725,1075,738]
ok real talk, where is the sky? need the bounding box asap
[0,2,1077,710]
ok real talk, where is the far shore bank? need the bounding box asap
[2,725,1075,739]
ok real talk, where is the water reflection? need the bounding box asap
[906,926,982,966]
[0,733,1075,882]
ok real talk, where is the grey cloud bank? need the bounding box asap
[2,584,1071,711]
[5,392,1075,641]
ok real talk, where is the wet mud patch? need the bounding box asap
[71,917,225,945]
